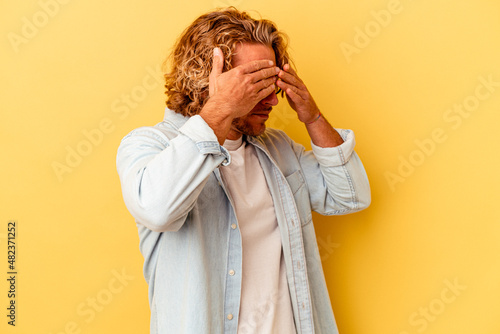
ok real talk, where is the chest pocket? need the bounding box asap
[285,169,312,226]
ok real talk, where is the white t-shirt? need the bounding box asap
[221,136,296,334]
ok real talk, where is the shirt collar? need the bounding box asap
[223,136,244,151]
[162,107,268,151]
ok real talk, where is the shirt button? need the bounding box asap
[229,269,235,276]
[227,313,233,320]
[230,223,237,229]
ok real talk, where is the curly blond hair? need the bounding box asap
[163,7,291,116]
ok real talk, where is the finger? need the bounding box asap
[281,64,303,84]
[251,66,280,83]
[239,59,275,74]
[256,76,277,92]
[212,47,224,76]
[283,63,298,77]
[256,83,276,101]
[278,69,303,88]
[209,48,224,96]
[277,80,307,100]
[284,84,301,101]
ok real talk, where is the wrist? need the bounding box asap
[305,111,322,125]
[199,99,235,145]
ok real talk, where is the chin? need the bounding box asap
[232,118,267,137]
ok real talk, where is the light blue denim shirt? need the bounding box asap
[116,108,371,334]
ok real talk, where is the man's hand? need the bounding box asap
[276,64,321,124]
[207,47,279,119]
[200,47,279,144]
[277,63,344,147]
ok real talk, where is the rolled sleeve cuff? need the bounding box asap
[179,115,231,166]
[311,128,356,167]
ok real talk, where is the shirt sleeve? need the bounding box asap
[116,116,229,232]
[310,128,355,167]
[295,128,371,215]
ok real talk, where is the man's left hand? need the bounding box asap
[276,64,321,124]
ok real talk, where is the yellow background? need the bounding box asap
[2,0,499,333]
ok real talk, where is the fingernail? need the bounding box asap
[269,60,274,66]
[275,67,280,74]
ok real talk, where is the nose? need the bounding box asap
[261,91,279,107]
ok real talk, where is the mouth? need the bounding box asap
[250,108,272,119]
[251,113,269,120]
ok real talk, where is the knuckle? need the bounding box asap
[243,76,252,85]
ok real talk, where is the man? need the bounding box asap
[117,7,370,334]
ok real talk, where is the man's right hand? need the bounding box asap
[208,47,278,118]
